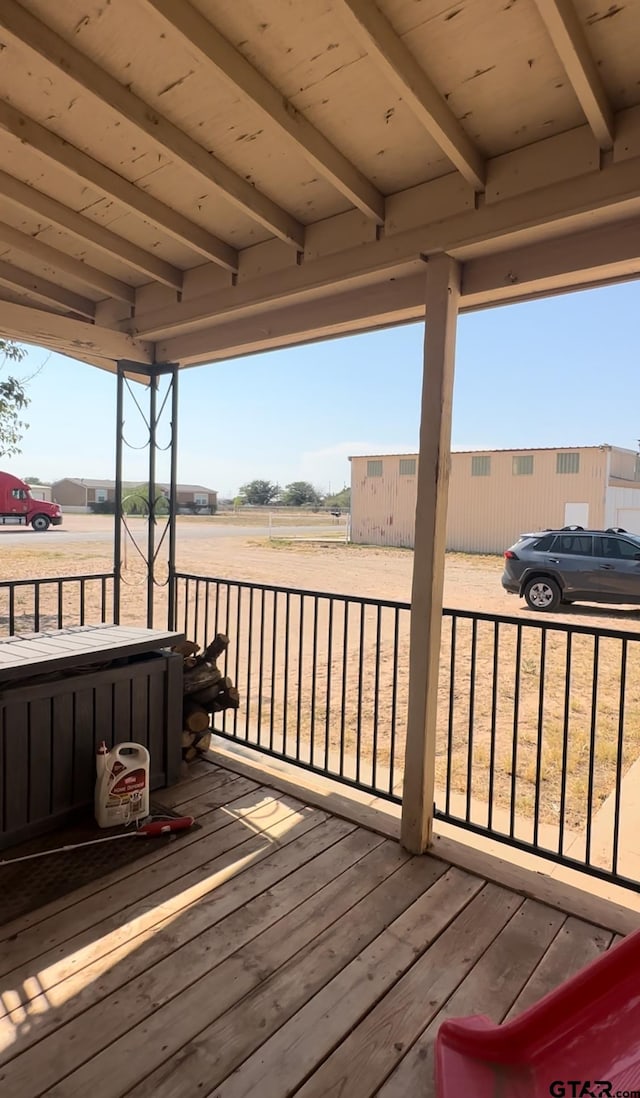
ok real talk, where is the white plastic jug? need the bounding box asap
[95,741,150,829]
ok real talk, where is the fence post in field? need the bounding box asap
[401,253,460,854]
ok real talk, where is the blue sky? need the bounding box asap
[3,280,639,497]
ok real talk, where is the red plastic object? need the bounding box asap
[137,816,194,836]
[436,927,640,1097]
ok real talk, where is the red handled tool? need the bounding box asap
[0,815,195,866]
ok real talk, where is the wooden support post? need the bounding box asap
[401,253,461,854]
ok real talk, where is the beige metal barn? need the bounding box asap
[351,444,640,553]
[2,3,640,1091]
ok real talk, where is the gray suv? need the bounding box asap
[502,526,640,611]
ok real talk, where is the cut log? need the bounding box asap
[181,729,195,748]
[191,676,233,709]
[183,700,210,733]
[183,746,198,762]
[194,731,212,753]
[183,663,223,696]
[172,640,200,658]
[204,633,229,661]
[211,685,241,712]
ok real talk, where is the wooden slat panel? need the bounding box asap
[3,700,28,831]
[112,678,131,745]
[0,626,182,683]
[50,693,73,815]
[72,688,95,806]
[28,697,52,822]
[93,681,113,754]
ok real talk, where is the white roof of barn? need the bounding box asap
[0,0,637,371]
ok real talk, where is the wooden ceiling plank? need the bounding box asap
[337,0,485,190]
[144,0,385,224]
[534,0,615,150]
[0,170,183,290]
[0,300,153,363]
[0,0,304,248]
[0,220,134,304]
[0,260,96,318]
[0,100,238,272]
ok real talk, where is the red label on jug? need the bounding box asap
[111,768,146,795]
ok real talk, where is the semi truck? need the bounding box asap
[0,472,62,530]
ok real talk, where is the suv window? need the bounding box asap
[552,534,593,556]
[532,534,555,551]
[594,536,640,560]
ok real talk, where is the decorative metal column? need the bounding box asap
[113,361,179,629]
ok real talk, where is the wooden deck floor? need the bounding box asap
[0,760,621,1098]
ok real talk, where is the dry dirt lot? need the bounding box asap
[3,514,640,857]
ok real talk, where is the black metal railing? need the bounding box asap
[174,573,409,802]
[435,607,640,892]
[0,574,115,637]
[175,572,640,892]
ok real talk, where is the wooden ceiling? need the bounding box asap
[0,0,638,370]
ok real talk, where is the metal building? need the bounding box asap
[350,445,640,554]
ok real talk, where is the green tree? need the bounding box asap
[122,485,170,516]
[239,479,280,505]
[23,475,42,484]
[325,486,350,510]
[0,340,29,459]
[282,481,322,507]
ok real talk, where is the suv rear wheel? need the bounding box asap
[524,576,561,612]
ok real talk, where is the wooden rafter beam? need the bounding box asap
[144,0,385,224]
[534,0,614,150]
[0,261,96,318]
[0,170,182,291]
[337,0,485,190]
[0,221,134,305]
[0,301,153,363]
[0,0,304,249]
[127,145,640,341]
[0,101,237,273]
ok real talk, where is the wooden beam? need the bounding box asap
[534,0,614,149]
[0,0,304,249]
[337,0,485,190]
[144,0,385,224]
[0,261,95,318]
[0,170,182,290]
[158,272,426,363]
[461,216,640,304]
[128,145,640,340]
[0,101,238,273]
[0,300,153,363]
[401,254,460,854]
[0,221,134,304]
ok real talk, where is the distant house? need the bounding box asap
[51,478,217,514]
[27,483,53,502]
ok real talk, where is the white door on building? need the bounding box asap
[564,502,589,527]
[616,509,640,535]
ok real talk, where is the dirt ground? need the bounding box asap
[3,514,640,853]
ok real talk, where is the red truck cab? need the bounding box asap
[0,472,62,531]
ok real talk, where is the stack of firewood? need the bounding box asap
[172,633,240,762]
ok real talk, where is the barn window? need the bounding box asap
[556,452,580,474]
[513,455,534,476]
[399,458,416,475]
[471,456,491,476]
[367,460,383,477]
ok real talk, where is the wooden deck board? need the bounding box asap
[0,761,627,1098]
